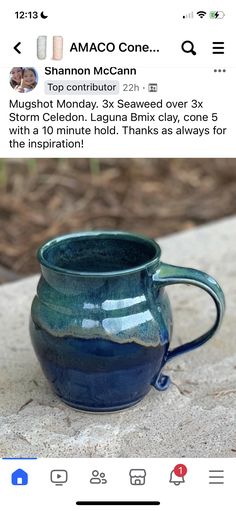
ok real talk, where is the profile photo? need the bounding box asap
[10,67,38,93]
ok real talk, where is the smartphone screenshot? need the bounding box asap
[0,1,235,509]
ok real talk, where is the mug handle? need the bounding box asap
[151,262,225,390]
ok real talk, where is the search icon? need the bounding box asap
[181,40,197,55]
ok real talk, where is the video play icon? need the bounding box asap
[50,470,68,486]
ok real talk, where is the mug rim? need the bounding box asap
[37,230,161,277]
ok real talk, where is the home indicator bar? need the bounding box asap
[76,502,161,506]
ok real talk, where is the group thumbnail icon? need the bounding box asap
[37,36,64,60]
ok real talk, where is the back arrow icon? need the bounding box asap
[14,42,21,54]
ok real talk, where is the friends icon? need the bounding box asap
[90,470,107,484]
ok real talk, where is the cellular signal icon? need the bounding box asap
[183,12,194,19]
[197,10,207,18]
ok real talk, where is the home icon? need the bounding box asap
[129,469,146,485]
[11,468,28,486]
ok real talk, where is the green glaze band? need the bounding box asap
[32,231,225,350]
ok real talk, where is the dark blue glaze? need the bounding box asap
[30,231,225,412]
[30,327,168,411]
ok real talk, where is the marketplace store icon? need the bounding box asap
[11,468,28,486]
[129,469,146,485]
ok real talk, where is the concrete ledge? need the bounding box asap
[0,217,236,457]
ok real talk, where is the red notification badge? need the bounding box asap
[173,464,187,477]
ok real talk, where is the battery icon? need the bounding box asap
[209,11,225,19]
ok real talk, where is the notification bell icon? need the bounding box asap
[169,469,185,485]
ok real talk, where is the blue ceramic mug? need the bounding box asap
[30,231,225,412]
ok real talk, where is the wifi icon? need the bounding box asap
[197,10,207,18]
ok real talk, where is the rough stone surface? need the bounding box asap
[0,217,236,457]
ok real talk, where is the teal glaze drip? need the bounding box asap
[31,271,171,347]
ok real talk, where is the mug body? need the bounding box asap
[30,231,172,411]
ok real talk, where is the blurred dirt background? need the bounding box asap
[0,158,236,283]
